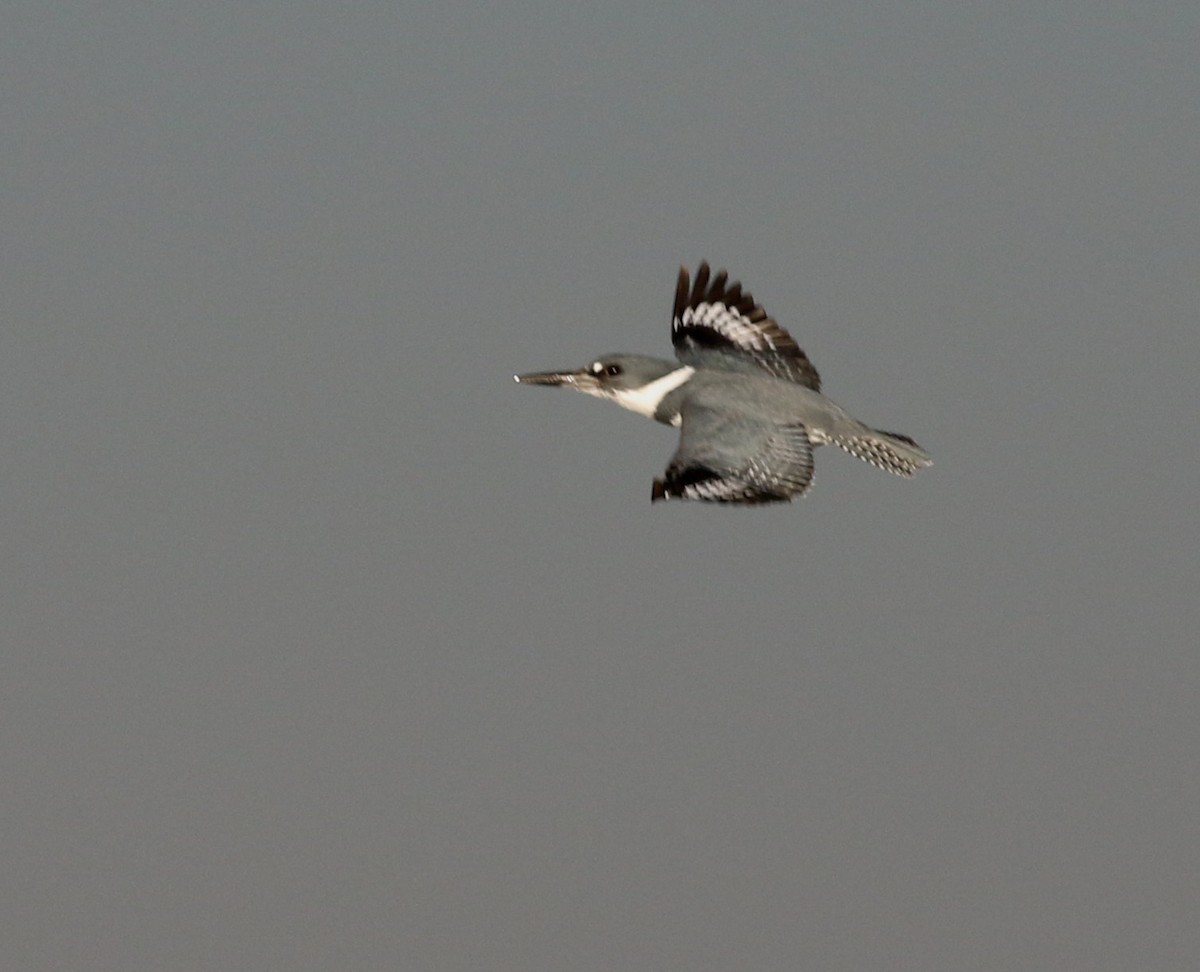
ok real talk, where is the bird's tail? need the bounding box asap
[831,427,932,477]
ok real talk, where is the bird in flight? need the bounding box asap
[515,262,931,504]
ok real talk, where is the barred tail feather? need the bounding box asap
[832,428,932,477]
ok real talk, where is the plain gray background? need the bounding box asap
[4,2,1198,969]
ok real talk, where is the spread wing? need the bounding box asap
[672,262,821,391]
[651,402,815,505]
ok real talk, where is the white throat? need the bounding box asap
[606,366,695,421]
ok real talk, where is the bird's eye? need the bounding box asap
[605,364,623,377]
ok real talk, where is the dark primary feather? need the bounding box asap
[672,262,821,391]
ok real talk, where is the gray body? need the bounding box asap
[653,360,854,431]
[516,263,930,504]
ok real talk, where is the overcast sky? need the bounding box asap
[4,2,1199,969]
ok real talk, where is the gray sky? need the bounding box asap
[4,2,1198,969]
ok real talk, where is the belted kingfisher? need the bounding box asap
[515,262,931,504]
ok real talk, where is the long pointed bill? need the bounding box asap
[513,368,598,389]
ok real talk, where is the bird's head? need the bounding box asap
[514,354,678,401]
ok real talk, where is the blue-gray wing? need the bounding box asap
[652,403,815,504]
[672,262,821,391]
